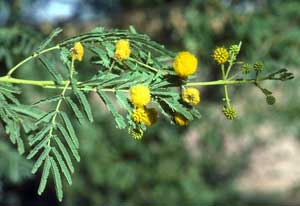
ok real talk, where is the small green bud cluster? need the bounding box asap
[254,61,264,72]
[241,61,264,74]
[242,63,251,74]
[222,106,237,120]
[255,84,277,106]
[229,44,240,56]
[266,95,276,105]
[229,42,241,62]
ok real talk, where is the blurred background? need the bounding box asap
[0,0,299,205]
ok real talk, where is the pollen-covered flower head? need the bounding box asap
[213,47,229,64]
[132,107,158,126]
[173,51,198,78]
[115,39,131,61]
[129,84,151,108]
[132,108,147,124]
[71,42,84,61]
[182,87,200,106]
[174,113,189,126]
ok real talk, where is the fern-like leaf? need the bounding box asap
[75,90,94,122]
[97,90,126,129]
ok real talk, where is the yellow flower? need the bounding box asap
[173,51,198,78]
[132,107,158,126]
[132,108,147,124]
[71,42,84,61]
[182,87,200,106]
[174,113,189,126]
[213,47,228,64]
[115,39,131,61]
[130,84,151,108]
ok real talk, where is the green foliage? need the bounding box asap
[97,90,126,129]
[0,21,294,203]
[0,139,32,183]
[0,1,298,205]
[63,115,243,206]
[182,0,300,66]
[0,26,184,200]
[0,26,41,68]
[37,28,62,53]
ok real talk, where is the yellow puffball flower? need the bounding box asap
[132,108,148,124]
[174,113,189,126]
[173,51,198,78]
[213,47,229,64]
[71,42,84,61]
[115,39,131,61]
[130,84,151,108]
[182,87,200,106]
[132,108,158,126]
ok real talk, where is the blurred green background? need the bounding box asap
[0,0,299,205]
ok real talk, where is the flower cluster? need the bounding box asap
[129,84,158,131]
[182,87,200,106]
[115,39,131,61]
[170,51,201,126]
[213,47,229,64]
[130,128,144,140]
[71,42,84,61]
[222,106,237,120]
[129,84,151,108]
[173,51,198,78]
[132,108,158,126]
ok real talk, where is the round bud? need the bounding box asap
[266,95,276,105]
[254,61,264,73]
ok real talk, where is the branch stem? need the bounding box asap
[0,75,261,90]
[7,45,60,77]
[221,64,230,107]
[129,57,160,73]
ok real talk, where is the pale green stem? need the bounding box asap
[0,75,260,89]
[48,58,74,146]
[44,85,128,93]
[221,64,230,107]
[185,79,257,86]
[225,60,234,79]
[0,76,67,87]
[109,60,115,72]
[225,41,242,79]
[48,80,70,146]
[0,75,131,92]
[228,70,243,80]
[129,57,159,73]
[7,45,60,77]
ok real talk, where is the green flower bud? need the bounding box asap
[254,61,264,72]
[222,106,237,120]
[266,95,276,105]
[242,63,251,74]
[229,44,240,56]
[128,127,143,140]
